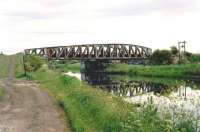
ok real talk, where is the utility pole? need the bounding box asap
[178,41,186,64]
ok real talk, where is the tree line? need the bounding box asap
[150,46,200,65]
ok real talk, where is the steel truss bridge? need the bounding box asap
[24,44,152,60]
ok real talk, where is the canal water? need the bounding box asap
[65,71,200,118]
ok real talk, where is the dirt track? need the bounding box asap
[0,57,70,132]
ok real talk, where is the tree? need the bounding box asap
[150,50,173,65]
[24,55,44,72]
[170,46,178,55]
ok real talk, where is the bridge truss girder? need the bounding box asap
[24,44,152,60]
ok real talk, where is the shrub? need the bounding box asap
[150,50,173,65]
[24,55,44,72]
[170,46,178,55]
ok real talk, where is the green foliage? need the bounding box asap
[108,63,200,78]
[26,66,196,132]
[32,68,127,131]
[0,55,10,78]
[24,55,44,72]
[187,54,200,63]
[170,46,178,55]
[49,60,80,73]
[14,53,25,77]
[150,50,173,65]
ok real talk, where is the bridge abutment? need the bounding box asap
[80,60,110,85]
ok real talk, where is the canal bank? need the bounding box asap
[107,63,200,79]
[65,71,200,125]
[21,65,196,132]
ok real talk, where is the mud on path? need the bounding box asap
[0,56,70,132]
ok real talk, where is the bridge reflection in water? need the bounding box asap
[80,61,173,97]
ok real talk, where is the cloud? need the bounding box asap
[96,0,198,17]
[0,0,200,54]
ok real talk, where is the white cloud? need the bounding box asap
[0,0,200,54]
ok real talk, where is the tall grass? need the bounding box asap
[32,67,130,131]
[0,55,10,78]
[14,53,25,77]
[28,66,195,132]
[14,54,196,131]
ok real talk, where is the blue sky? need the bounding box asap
[0,0,199,54]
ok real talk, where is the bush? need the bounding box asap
[150,50,173,65]
[187,54,200,63]
[24,55,44,72]
[170,46,178,55]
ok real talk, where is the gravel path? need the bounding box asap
[0,56,71,132]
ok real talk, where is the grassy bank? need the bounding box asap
[0,55,10,78]
[108,63,200,79]
[14,54,196,131]
[32,67,131,131]
[25,66,194,132]
[15,53,25,78]
[50,60,80,73]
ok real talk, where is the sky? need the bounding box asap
[0,0,200,54]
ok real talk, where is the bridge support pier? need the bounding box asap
[80,60,110,85]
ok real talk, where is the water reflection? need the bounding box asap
[66,71,200,118]
[97,81,176,97]
[81,72,200,97]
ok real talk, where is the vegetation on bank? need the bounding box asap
[108,63,200,79]
[49,60,80,73]
[0,55,10,78]
[107,46,200,79]
[13,54,196,132]
[15,53,25,77]
[150,46,200,65]
[28,66,195,132]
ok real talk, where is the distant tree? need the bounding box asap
[150,50,173,65]
[170,46,178,55]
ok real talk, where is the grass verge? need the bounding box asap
[32,67,130,131]
[108,63,200,79]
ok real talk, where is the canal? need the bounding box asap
[65,71,200,120]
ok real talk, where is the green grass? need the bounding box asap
[108,63,200,79]
[26,66,194,132]
[15,53,25,77]
[54,62,80,73]
[0,55,10,78]
[14,54,196,132]
[32,67,130,131]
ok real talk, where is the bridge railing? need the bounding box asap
[24,44,152,60]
